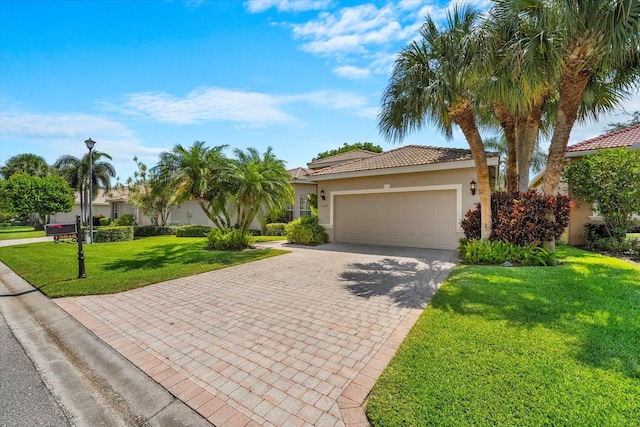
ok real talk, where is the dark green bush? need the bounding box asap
[94,226,134,243]
[248,229,262,236]
[134,225,178,237]
[285,216,327,245]
[99,217,112,226]
[265,223,287,236]
[458,239,557,266]
[590,237,640,256]
[205,228,254,251]
[176,225,212,237]
[461,190,571,246]
[115,214,136,226]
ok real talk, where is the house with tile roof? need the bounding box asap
[532,124,640,245]
[307,145,500,250]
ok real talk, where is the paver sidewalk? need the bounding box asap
[56,243,456,427]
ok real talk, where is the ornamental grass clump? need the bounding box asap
[458,238,557,266]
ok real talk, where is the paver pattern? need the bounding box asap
[56,242,456,427]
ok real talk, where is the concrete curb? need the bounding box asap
[0,262,213,427]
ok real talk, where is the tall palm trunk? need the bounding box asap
[518,93,548,191]
[451,99,492,239]
[542,65,591,250]
[493,103,518,191]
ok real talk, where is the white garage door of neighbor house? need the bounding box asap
[334,190,458,250]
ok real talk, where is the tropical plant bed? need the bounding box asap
[367,245,640,426]
[0,236,288,297]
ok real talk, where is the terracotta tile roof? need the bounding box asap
[310,145,497,176]
[288,167,313,181]
[307,149,379,169]
[567,124,640,152]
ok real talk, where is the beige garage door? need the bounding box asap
[334,190,457,249]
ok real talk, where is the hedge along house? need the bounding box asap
[532,123,640,246]
[309,145,500,250]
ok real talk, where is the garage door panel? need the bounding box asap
[334,190,457,250]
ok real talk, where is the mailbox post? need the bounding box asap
[76,215,86,278]
[45,216,86,278]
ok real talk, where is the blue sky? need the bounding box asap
[1,0,638,181]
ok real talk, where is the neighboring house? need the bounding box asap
[50,188,152,225]
[308,145,500,250]
[532,124,640,245]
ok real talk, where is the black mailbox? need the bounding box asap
[45,223,77,236]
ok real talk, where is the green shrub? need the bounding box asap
[176,225,212,237]
[99,217,112,226]
[205,228,254,251]
[265,223,287,236]
[134,225,178,237]
[285,216,327,245]
[115,214,136,226]
[458,239,557,266]
[248,229,262,236]
[461,190,571,246]
[591,236,640,256]
[94,226,134,243]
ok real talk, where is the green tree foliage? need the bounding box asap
[1,153,51,179]
[313,142,383,161]
[230,147,294,234]
[1,174,74,225]
[54,150,116,225]
[564,148,640,240]
[156,142,293,233]
[119,157,176,226]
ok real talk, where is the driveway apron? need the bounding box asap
[55,243,457,427]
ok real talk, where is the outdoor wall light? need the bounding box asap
[320,189,326,200]
[470,180,477,196]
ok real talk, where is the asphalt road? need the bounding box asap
[0,310,70,427]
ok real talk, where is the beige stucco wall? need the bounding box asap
[291,182,317,220]
[314,166,481,243]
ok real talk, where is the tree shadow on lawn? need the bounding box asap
[100,241,259,272]
[429,255,640,379]
[340,257,456,309]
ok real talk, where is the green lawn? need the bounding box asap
[0,236,288,297]
[0,226,45,240]
[367,245,640,426]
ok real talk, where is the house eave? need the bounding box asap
[308,158,499,182]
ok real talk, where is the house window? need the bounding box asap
[299,196,312,217]
[285,204,294,222]
[113,203,119,219]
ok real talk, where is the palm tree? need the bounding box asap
[155,141,231,228]
[1,153,50,179]
[231,147,294,234]
[509,0,640,196]
[379,5,494,239]
[54,151,116,225]
[484,135,547,190]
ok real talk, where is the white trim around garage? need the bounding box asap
[320,184,464,233]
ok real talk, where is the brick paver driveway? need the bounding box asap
[56,242,457,427]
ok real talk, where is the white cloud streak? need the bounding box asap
[333,65,371,79]
[244,0,331,13]
[113,87,377,125]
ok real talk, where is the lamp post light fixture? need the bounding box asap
[85,138,96,243]
[470,180,477,196]
[320,189,326,200]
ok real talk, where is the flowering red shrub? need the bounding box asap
[461,190,571,246]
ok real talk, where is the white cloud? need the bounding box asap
[0,111,134,140]
[333,65,371,79]
[244,0,331,13]
[117,87,298,126]
[115,86,378,124]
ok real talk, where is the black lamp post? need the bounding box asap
[85,138,96,243]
